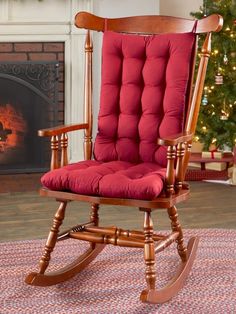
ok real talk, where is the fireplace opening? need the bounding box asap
[0,61,60,174]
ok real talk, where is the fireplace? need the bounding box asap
[0,61,60,174]
[0,0,94,177]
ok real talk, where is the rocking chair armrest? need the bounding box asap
[157,132,193,146]
[38,123,89,137]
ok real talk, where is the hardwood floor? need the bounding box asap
[0,180,235,242]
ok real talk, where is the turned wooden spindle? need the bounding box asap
[175,142,185,192]
[50,135,59,170]
[90,203,99,226]
[166,145,176,195]
[70,231,144,248]
[39,201,67,274]
[155,231,179,254]
[84,226,165,241]
[84,30,93,160]
[183,33,212,177]
[167,206,187,262]
[143,210,156,290]
[60,133,68,167]
[89,203,99,249]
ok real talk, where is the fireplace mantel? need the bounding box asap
[0,0,93,162]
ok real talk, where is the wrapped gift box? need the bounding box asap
[202,151,223,159]
[191,142,203,153]
[189,162,227,171]
[188,148,235,180]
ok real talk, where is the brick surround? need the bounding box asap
[0,42,65,123]
[0,42,65,183]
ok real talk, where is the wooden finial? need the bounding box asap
[50,135,59,170]
[60,133,68,167]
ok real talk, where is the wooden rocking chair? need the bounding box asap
[25,12,223,304]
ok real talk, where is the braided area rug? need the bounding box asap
[0,229,235,314]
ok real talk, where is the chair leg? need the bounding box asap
[167,205,187,262]
[25,200,105,286]
[140,206,199,304]
[89,203,99,249]
[39,201,67,274]
[90,203,99,226]
[143,210,156,290]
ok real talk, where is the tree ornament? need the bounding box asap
[215,73,223,84]
[223,53,228,64]
[202,94,208,105]
[220,111,229,120]
[220,101,229,120]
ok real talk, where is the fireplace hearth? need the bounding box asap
[0,61,59,174]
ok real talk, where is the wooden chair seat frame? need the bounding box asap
[25,12,223,304]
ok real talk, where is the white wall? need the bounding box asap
[159,0,202,18]
[93,0,159,18]
[92,0,159,139]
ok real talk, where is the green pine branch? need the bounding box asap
[191,0,236,150]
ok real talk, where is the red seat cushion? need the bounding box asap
[41,161,166,200]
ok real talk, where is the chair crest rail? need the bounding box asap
[75,12,223,34]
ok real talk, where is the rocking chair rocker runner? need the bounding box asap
[25,12,223,304]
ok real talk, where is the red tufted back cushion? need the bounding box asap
[94,31,195,167]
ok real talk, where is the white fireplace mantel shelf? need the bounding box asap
[0,0,93,162]
[0,0,90,36]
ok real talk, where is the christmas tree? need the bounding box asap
[191,0,236,151]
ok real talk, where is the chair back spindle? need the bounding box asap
[84,30,93,160]
[183,32,212,176]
